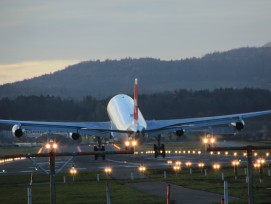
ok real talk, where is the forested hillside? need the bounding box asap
[0,47,271,99]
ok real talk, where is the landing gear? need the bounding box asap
[94,137,106,160]
[153,135,166,158]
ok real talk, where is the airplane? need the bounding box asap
[0,78,271,159]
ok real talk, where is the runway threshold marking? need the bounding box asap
[20,170,36,173]
[106,158,141,167]
[112,144,121,150]
[37,147,43,154]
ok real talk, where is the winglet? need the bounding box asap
[134,78,138,123]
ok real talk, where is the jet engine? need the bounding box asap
[175,129,185,137]
[69,133,81,140]
[232,120,245,131]
[12,124,24,138]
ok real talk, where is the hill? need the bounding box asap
[0,46,271,99]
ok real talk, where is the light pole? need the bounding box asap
[232,160,240,180]
[198,162,205,173]
[256,158,265,182]
[132,140,137,151]
[46,140,58,204]
[138,165,146,175]
[173,165,181,175]
[185,161,192,168]
[213,163,221,170]
[70,165,77,182]
[203,138,208,151]
[266,153,270,176]
[104,167,112,204]
[210,137,215,146]
[104,167,112,176]
[167,160,173,166]
[175,161,181,167]
[203,135,216,152]
[185,161,192,174]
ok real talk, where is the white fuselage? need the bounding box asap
[107,94,147,134]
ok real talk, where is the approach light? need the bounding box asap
[254,163,260,168]
[52,143,58,149]
[198,163,205,168]
[167,160,173,165]
[46,143,51,149]
[175,161,181,166]
[232,160,240,166]
[213,164,221,170]
[132,140,137,146]
[125,141,130,147]
[173,165,181,172]
[185,161,192,167]
[104,167,112,175]
[210,138,215,144]
[257,158,265,164]
[45,140,58,150]
[70,167,77,175]
[138,165,146,173]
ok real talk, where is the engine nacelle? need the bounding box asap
[232,120,245,131]
[12,124,24,138]
[175,129,185,137]
[69,133,81,140]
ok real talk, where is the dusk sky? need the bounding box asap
[1,0,271,85]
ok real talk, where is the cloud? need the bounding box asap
[0,60,80,85]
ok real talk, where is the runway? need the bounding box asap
[0,142,256,177]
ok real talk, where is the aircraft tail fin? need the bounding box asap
[134,78,138,123]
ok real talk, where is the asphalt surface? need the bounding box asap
[0,143,245,175]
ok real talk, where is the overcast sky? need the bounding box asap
[0,0,271,85]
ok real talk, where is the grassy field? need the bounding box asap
[148,167,271,204]
[0,146,41,155]
[1,166,271,204]
[0,172,165,204]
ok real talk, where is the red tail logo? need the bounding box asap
[134,78,138,122]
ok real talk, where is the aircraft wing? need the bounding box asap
[0,120,126,138]
[1,110,271,138]
[144,110,271,136]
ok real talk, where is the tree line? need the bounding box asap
[0,88,271,122]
